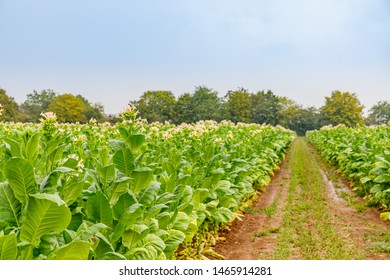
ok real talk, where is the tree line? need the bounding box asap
[1,86,389,135]
[129,86,390,135]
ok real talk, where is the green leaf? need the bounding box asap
[122,224,149,249]
[192,188,209,207]
[113,148,135,176]
[62,182,85,206]
[0,182,21,227]
[5,157,37,205]
[110,203,143,243]
[380,212,390,221]
[75,221,107,241]
[20,193,71,247]
[129,134,145,150]
[139,181,160,206]
[49,240,91,260]
[0,234,18,260]
[163,229,186,257]
[86,192,113,227]
[25,133,40,161]
[212,207,234,223]
[126,234,166,260]
[130,168,153,194]
[98,164,116,187]
[171,211,189,232]
[108,179,129,205]
[112,192,137,220]
[4,138,21,157]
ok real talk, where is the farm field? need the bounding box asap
[0,113,294,260]
[213,137,390,260]
[0,113,389,260]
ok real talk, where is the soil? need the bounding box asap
[211,138,390,260]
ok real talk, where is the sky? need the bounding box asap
[0,0,389,115]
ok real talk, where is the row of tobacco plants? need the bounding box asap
[306,124,390,220]
[0,107,295,260]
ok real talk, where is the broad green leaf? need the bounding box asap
[212,207,234,223]
[129,134,145,150]
[0,182,21,227]
[108,179,129,205]
[171,211,189,232]
[112,192,137,220]
[98,164,115,187]
[110,203,142,243]
[25,133,40,161]
[130,168,153,194]
[126,234,166,260]
[0,234,17,260]
[93,232,115,259]
[374,174,390,184]
[4,138,21,157]
[50,240,91,260]
[20,193,71,247]
[163,229,186,257]
[75,221,108,241]
[5,157,37,205]
[192,188,209,207]
[113,148,135,176]
[122,224,149,249]
[86,192,113,227]
[138,181,160,206]
[62,181,85,206]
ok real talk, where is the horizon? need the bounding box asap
[1,0,389,115]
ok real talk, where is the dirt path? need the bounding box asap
[212,137,390,260]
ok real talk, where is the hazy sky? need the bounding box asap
[0,0,389,115]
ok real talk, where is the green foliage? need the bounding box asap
[0,88,20,122]
[226,88,251,123]
[366,101,390,125]
[130,90,176,123]
[321,90,364,127]
[307,124,390,211]
[0,119,294,259]
[48,93,86,123]
[76,95,106,122]
[20,89,56,122]
[251,90,281,125]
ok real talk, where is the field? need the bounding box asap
[0,113,294,260]
[0,113,389,260]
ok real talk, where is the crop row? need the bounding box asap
[306,124,390,220]
[0,111,294,260]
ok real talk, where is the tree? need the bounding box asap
[226,88,251,123]
[172,93,195,124]
[320,90,364,127]
[48,93,86,123]
[366,101,390,125]
[286,106,324,135]
[191,86,225,122]
[20,89,56,122]
[0,88,20,122]
[250,90,281,125]
[130,90,176,123]
[76,95,106,122]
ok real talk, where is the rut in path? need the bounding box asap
[212,137,390,260]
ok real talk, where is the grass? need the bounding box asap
[244,202,277,218]
[338,191,367,213]
[251,227,280,241]
[364,231,390,254]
